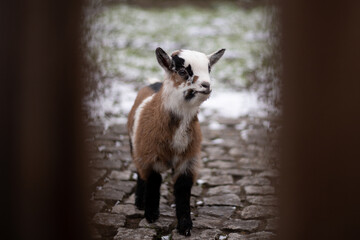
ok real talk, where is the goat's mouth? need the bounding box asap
[195,90,212,95]
[184,89,211,101]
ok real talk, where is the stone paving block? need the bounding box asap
[236,176,271,186]
[191,185,202,197]
[109,153,131,162]
[222,219,260,232]
[244,186,275,195]
[95,134,122,141]
[256,170,279,178]
[199,175,233,186]
[228,231,276,240]
[108,124,128,135]
[241,205,278,219]
[265,218,278,231]
[94,188,125,201]
[90,159,122,169]
[88,152,106,160]
[89,169,106,185]
[205,146,225,157]
[171,228,222,240]
[227,233,247,240]
[218,169,252,177]
[239,163,269,171]
[90,227,102,239]
[139,217,175,230]
[92,213,125,227]
[247,231,276,239]
[160,204,176,217]
[209,155,236,162]
[246,196,278,206]
[207,160,237,169]
[112,204,143,217]
[198,168,213,178]
[124,193,135,204]
[203,194,241,207]
[193,216,222,229]
[207,185,241,196]
[229,147,244,157]
[217,117,242,126]
[103,180,136,194]
[160,183,170,196]
[198,206,236,218]
[114,228,156,240]
[99,146,124,154]
[89,200,105,214]
[109,170,132,180]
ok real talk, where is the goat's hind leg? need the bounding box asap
[174,172,193,236]
[135,172,145,210]
[144,170,162,223]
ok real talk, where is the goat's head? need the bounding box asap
[156,47,225,108]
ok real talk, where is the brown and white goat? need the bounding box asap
[127,47,225,236]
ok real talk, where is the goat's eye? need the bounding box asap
[178,69,188,77]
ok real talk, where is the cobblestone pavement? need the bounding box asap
[87,116,279,240]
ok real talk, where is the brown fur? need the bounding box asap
[171,50,182,57]
[127,86,154,138]
[193,75,199,83]
[127,87,202,181]
[169,73,184,88]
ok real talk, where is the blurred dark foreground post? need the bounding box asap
[0,0,88,239]
[280,1,360,239]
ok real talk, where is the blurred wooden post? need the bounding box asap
[280,1,360,239]
[0,0,88,239]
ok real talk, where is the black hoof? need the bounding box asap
[177,217,193,236]
[145,209,159,223]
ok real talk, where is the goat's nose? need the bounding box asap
[201,81,210,89]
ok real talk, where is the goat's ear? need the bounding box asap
[156,47,172,72]
[208,48,226,67]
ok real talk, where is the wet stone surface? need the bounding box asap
[88,115,279,239]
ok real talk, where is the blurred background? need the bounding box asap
[83,0,280,129]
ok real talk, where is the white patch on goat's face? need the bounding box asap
[179,50,211,85]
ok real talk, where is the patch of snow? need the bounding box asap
[212,138,225,144]
[219,235,227,240]
[197,179,206,186]
[161,235,170,240]
[196,200,204,206]
[208,121,226,130]
[86,81,137,129]
[132,172,138,180]
[201,90,269,118]
[98,145,106,151]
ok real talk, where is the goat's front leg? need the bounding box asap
[135,172,145,210]
[144,170,162,223]
[174,172,193,236]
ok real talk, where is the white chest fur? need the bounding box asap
[171,117,191,154]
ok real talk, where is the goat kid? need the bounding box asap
[127,47,225,236]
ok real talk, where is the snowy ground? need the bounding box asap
[84,2,274,129]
